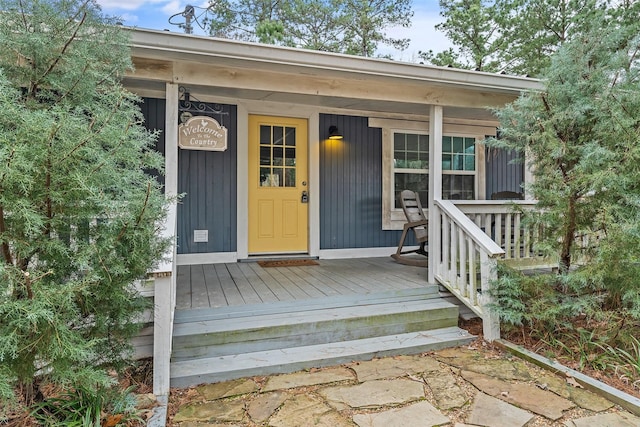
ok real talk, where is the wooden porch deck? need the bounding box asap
[176,257,429,310]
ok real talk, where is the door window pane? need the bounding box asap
[273,126,284,145]
[285,127,296,146]
[258,124,297,187]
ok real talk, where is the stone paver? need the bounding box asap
[537,371,615,412]
[320,378,424,410]
[263,367,354,391]
[462,369,575,420]
[169,346,640,427]
[352,400,449,427]
[468,392,535,427]
[423,369,468,409]
[197,378,258,400]
[267,394,352,427]
[173,400,245,423]
[349,355,441,382]
[564,411,640,427]
[178,423,242,427]
[435,347,533,381]
[246,391,289,422]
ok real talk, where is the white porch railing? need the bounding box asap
[453,200,552,267]
[151,201,177,397]
[432,199,504,341]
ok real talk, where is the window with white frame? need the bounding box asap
[393,132,429,208]
[442,136,476,200]
[373,116,488,230]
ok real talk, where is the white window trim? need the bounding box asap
[373,117,492,230]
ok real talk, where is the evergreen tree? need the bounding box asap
[421,0,505,71]
[342,0,413,57]
[205,0,413,56]
[0,0,168,403]
[488,14,640,279]
[280,0,348,51]
[501,0,604,76]
[428,0,619,76]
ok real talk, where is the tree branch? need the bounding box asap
[0,204,13,265]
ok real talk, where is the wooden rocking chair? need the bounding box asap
[391,190,428,267]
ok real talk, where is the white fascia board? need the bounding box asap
[127,28,543,95]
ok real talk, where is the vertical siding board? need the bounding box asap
[485,147,524,198]
[319,114,401,249]
[139,98,166,188]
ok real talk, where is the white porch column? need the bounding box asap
[153,82,179,397]
[428,105,443,284]
[164,83,179,199]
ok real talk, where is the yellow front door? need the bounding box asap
[248,115,308,254]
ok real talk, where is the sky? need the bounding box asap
[96,0,452,62]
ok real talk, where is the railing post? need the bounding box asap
[480,252,500,341]
[152,272,174,396]
[152,82,180,397]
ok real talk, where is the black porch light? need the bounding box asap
[328,125,343,140]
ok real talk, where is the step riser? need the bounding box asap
[172,306,458,361]
[170,328,475,388]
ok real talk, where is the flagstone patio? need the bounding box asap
[166,344,639,427]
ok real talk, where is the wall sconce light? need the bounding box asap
[328,125,343,140]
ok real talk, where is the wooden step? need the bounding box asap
[173,286,440,324]
[170,327,475,388]
[171,297,459,361]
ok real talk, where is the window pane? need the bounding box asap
[406,133,419,151]
[285,168,296,187]
[453,137,464,153]
[406,151,423,169]
[442,136,452,152]
[394,133,405,151]
[273,126,284,145]
[442,154,452,170]
[260,125,271,145]
[260,167,271,186]
[443,175,474,200]
[394,172,428,208]
[418,151,428,168]
[419,134,429,152]
[273,147,283,166]
[464,154,475,171]
[260,146,271,166]
[285,147,296,166]
[272,168,283,187]
[285,127,296,146]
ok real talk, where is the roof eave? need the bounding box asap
[126,28,543,94]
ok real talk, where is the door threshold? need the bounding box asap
[241,254,318,263]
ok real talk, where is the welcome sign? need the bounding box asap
[178,116,228,151]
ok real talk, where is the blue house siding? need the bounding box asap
[140,97,166,188]
[319,114,402,249]
[177,104,238,254]
[141,99,238,255]
[485,147,525,198]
